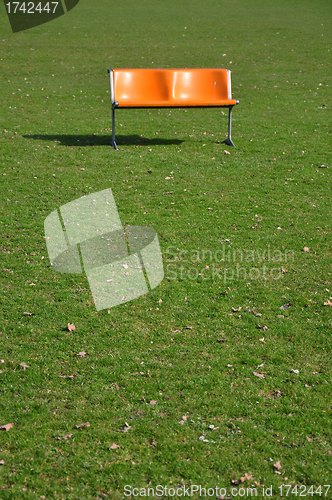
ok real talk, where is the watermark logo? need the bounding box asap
[166,245,294,283]
[4,0,80,33]
[44,188,164,311]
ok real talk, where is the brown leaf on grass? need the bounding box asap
[323,300,332,306]
[231,306,242,312]
[0,460,5,465]
[184,326,193,330]
[68,323,75,331]
[123,422,132,433]
[259,338,265,343]
[2,268,13,274]
[59,374,75,379]
[149,400,157,405]
[252,371,265,379]
[75,422,90,429]
[19,362,29,371]
[109,443,120,449]
[306,436,313,442]
[240,473,253,482]
[259,390,283,399]
[0,360,4,363]
[302,247,309,252]
[56,433,73,440]
[273,460,282,470]
[76,351,86,358]
[257,324,268,331]
[224,150,231,154]
[0,423,14,431]
[23,312,35,316]
[182,415,189,421]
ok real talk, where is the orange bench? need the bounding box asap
[107,68,239,150]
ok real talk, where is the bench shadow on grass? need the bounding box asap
[23,134,184,147]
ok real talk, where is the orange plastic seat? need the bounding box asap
[108,68,239,149]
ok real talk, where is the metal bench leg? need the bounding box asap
[223,106,236,148]
[111,106,118,150]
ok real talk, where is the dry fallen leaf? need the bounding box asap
[0,360,4,364]
[232,306,242,312]
[257,324,268,331]
[109,443,120,449]
[323,300,332,306]
[158,298,162,304]
[226,364,233,368]
[253,371,265,379]
[273,460,282,470]
[302,247,309,252]
[150,400,157,405]
[23,312,35,316]
[0,460,5,465]
[0,423,14,431]
[56,433,73,440]
[259,338,265,343]
[240,473,253,482]
[76,351,86,358]
[75,422,90,429]
[59,374,75,379]
[68,323,75,332]
[2,268,13,274]
[19,362,29,371]
[306,436,313,442]
[224,150,231,154]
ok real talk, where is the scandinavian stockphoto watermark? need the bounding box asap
[4,0,80,33]
[166,244,294,283]
[44,188,164,311]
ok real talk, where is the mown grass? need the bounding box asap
[0,0,331,498]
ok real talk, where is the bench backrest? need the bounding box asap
[110,68,235,107]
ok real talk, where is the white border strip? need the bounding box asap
[227,70,232,101]
[110,69,115,105]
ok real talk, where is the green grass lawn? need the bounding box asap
[0,0,331,498]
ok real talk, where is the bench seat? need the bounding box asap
[108,68,238,149]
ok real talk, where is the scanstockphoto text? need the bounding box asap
[165,244,295,283]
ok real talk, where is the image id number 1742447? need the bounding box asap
[5,2,59,14]
[279,485,330,497]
